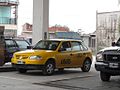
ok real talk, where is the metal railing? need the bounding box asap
[0,17,17,24]
[0,0,19,4]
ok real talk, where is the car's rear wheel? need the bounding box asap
[100,71,110,81]
[81,59,91,72]
[18,68,27,73]
[42,61,55,75]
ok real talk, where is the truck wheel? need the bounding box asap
[81,59,91,72]
[42,61,55,75]
[18,69,27,73]
[100,71,110,81]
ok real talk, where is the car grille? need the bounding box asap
[103,50,120,62]
[15,55,28,59]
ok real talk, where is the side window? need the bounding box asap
[5,40,17,52]
[60,41,71,51]
[71,41,88,51]
[71,41,81,51]
[48,42,59,50]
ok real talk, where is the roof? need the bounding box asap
[49,26,70,32]
[97,11,120,15]
[55,32,81,39]
[42,39,82,42]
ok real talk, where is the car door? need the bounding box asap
[71,41,87,67]
[56,41,72,68]
[5,39,18,62]
[0,37,5,65]
[0,26,5,65]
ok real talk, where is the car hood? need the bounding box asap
[99,46,120,52]
[15,49,54,55]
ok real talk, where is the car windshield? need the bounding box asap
[15,40,30,49]
[33,40,60,50]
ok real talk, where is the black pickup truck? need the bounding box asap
[95,38,120,81]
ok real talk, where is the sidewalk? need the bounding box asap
[0,62,16,72]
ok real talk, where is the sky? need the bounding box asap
[18,0,119,35]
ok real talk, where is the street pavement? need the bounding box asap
[0,56,120,90]
[39,72,120,90]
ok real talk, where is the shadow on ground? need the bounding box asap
[16,69,87,76]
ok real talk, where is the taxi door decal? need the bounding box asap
[61,58,71,64]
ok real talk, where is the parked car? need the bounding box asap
[12,39,92,75]
[0,38,31,66]
[95,38,120,81]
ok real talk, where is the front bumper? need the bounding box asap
[12,63,45,70]
[95,62,120,75]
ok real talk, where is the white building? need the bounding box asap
[96,11,120,50]
[0,0,19,37]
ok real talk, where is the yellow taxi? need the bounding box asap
[12,39,92,75]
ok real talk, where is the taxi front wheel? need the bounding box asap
[81,59,91,72]
[42,61,55,75]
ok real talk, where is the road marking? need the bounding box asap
[0,75,29,82]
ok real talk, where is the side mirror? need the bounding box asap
[112,42,116,46]
[27,46,33,49]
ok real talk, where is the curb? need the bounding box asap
[0,64,16,72]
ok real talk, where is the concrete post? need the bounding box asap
[32,0,49,45]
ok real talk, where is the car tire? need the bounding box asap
[81,59,91,72]
[42,61,55,75]
[100,71,110,81]
[18,68,27,73]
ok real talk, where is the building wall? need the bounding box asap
[10,0,18,2]
[82,36,89,47]
[0,6,11,24]
[0,6,11,17]
[81,34,96,54]
[97,11,120,50]
[0,0,18,36]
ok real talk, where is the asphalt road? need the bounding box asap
[0,57,120,90]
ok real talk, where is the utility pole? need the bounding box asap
[96,10,98,54]
[32,0,49,45]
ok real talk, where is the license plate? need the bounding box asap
[17,60,24,64]
[109,63,118,68]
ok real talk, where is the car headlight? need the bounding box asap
[96,53,103,61]
[29,56,42,60]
